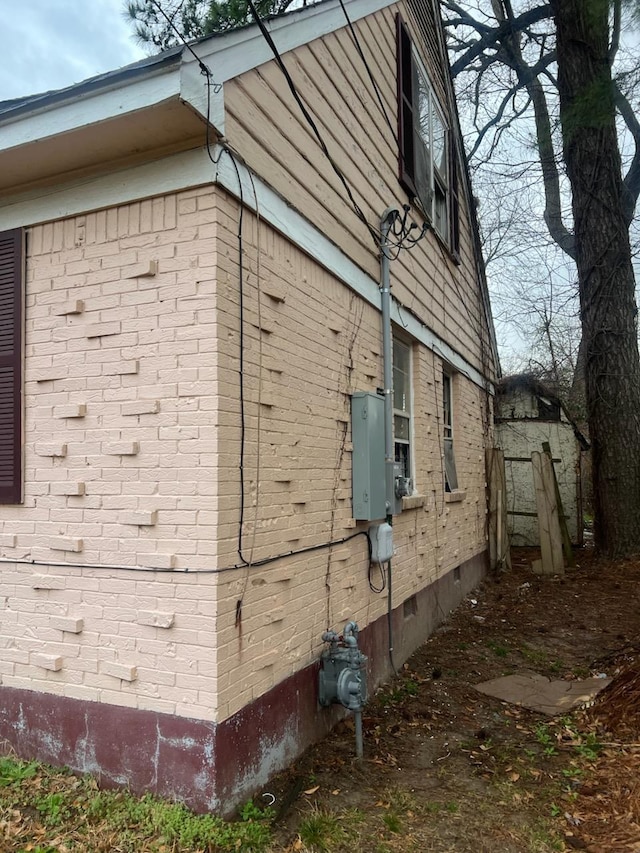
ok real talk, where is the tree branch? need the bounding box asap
[448,5,553,78]
[614,82,640,224]
[609,0,622,65]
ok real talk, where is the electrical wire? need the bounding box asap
[236,166,265,626]
[147,0,222,91]
[367,559,386,593]
[245,0,380,248]
[337,0,398,146]
[0,531,372,576]
[217,148,252,566]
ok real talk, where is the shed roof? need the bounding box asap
[497,374,590,450]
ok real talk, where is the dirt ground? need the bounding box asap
[265,548,640,853]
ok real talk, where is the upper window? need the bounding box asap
[443,370,458,492]
[397,14,460,256]
[537,395,561,421]
[0,228,23,504]
[393,336,412,483]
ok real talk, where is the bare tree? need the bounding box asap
[443,0,640,556]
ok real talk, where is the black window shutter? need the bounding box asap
[449,137,461,263]
[397,14,417,197]
[0,229,23,504]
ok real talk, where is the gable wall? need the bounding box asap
[222,1,493,379]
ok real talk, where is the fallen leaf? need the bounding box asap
[303,785,320,795]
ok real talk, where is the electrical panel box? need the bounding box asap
[351,392,386,521]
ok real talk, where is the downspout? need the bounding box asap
[380,207,399,675]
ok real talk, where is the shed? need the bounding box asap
[494,375,589,548]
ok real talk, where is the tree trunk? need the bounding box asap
[551,0,640,556]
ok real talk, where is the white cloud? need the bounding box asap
[0,0,147,101]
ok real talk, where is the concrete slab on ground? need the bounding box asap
[475,671,611,715]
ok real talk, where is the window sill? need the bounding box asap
[445,490,466,503]
[402,494,426,510]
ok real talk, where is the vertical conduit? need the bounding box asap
[380,208,397,517]
[380,208,399,675]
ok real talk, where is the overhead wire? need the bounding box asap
[337,0,399,147]
[245,0,381,249]
[147,0,222,90]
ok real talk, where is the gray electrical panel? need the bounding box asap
[351,392,386,521]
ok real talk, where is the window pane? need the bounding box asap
[395,442,410,479]
[412,61,433,213]
[393,339,410,413]
[443,373,452,429]
[394,414,410,441]
[434,182,448,239]
[432,106,447,180]
[444,438,458,492]
[413,62,430,151]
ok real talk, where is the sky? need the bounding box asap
[0,0,148,102]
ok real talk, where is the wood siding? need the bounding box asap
[223,1,494,379]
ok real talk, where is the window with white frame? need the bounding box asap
[393,337,412,481]
[397,14,460,256]
[443,370,458,492]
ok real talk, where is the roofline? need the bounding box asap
[0,48,183,123]
[0,0,394,130]
[0,0,396,162]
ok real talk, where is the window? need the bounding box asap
[443,371,458,492]
[537,395,561,421]
[393,336,412,481]
[397,14,460,256]
[0,228,24,504]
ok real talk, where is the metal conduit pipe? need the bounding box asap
[380,207,398,518]
[380,208,400,676]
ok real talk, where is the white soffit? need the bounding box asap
[0,69,182,155]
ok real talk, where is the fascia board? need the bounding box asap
[0,65,182,155]
[187,0,395,82]
[180,62,226,135]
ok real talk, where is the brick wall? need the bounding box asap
[1,188,223,721]
[212,189,489,720]
[0,184,489,725]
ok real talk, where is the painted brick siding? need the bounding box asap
[0,184,489,726]
[212,189,489,720]
[0,188,222,721]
